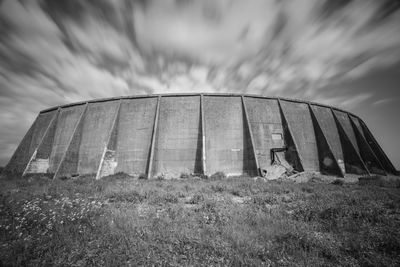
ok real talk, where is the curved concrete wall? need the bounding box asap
[6,94,397,178]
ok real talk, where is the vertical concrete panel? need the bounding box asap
[349,116,386,175]
[350,116,366,139]
[309,106,343,177]
[49,105,85,173]
[55,105,87,178]
[200,95,206,174]
[333,110,360,154]
[148,96,160,178]
[77,101,119,175]
[36,112,58,159]
[359,120,397,174]
[25,111,59,174]
[310,105,344,164]
[27,112,56,158]
[97,101,121,179]
[280,101,319,172]
[244,97,284,170]
[278,102,303,171]
[6,111,56,173]
[332,110,369,175]
[115,98,157,176]
[204,96,254,175]
[242,96,259,175]
[5,116,38,173]
[153,96,202,176]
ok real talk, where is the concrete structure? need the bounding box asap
[5,94,397,179]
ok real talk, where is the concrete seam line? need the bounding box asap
[241,95,260,176]
[200,94,206,175]
[147,96,161,179]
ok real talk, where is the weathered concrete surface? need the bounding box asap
[309,106,343,177]
[153,96,202,177]
[333,110,360,154]
[25,156,49,173]
[333,111,369,175]
[96,102,121,179]
[55,105,87,178]
[244,97,284,171]
[204,96,255,176]
[349,116,386,175]
[6,111,56,173]
[77,101,119,175]
[115,98,157,176]
[98,149,118,178]
[6,94,396,178]
[310,106,344,164]
[280,100,319,172]
[28,112,57,159]
[359,120,397,174]
[49,105,85,173]
[351,116,395,174]
[25,111,59,174]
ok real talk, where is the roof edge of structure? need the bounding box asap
[40,93,361,120]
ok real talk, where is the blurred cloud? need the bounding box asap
[372,97,396,106]
[1,0,400,165]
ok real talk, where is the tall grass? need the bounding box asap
[1,173,400,266]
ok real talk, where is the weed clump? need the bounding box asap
[156,174,165,180]
[180,173,190,179]
[138,173,147,180]
[211,184,226,192]
[210,171,226,180]
[150,192,178,205]
[188,193,204,204]
[331,179,344,186]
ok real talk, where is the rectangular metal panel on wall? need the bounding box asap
[280,100,319,172]
[333,110,360,154]
[77,101,119,174]
[204,96,254,175]
[115,98,157,176]
[244,97,284,170]
[310,105,344,163]
[49,105,85,173]
[153,96,202,176]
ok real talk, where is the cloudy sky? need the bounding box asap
[1,0,400,168]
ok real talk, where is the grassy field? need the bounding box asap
[1,172,400,266]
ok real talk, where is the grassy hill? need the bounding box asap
[1,173,400,266]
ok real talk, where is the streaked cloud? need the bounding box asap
[1,0,400,165]
[372,97,396,106]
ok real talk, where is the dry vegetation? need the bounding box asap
[1,172,400,266]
